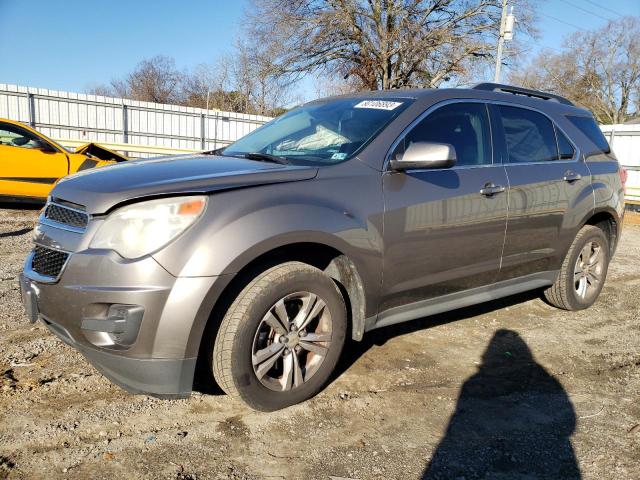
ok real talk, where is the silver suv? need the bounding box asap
[20,83,625,411]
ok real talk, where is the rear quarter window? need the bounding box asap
[555,127,575,160]
[566,115,611,154]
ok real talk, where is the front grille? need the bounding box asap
[44,203,88,229]
[31,246,69,278]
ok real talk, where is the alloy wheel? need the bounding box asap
[251,291,333,391]
[574,240,605,301]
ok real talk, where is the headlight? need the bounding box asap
[90,196,207,259]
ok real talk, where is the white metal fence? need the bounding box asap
[600,124,640,205]
[0,83,271,157]
[0,83,638,204]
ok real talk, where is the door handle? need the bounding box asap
[563,171,582,182]
[479,184,506,196]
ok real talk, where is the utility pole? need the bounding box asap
[494,0,515,83]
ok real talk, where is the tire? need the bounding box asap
[544,225,610,311]
[212,261,347,411]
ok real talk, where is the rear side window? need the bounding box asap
[566,115,610,154]
[556,127,575,160]
[498,106,559,163]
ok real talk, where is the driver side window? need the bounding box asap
[394,102,493,167]
[0,123,46,150]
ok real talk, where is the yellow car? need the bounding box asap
[0,118,127,203]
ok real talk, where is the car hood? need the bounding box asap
[75,143,128,162]
[52,154,318,214]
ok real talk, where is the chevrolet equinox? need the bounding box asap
[20,83,625,411]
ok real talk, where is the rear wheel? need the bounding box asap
[544,225,610,310]
[212,262,347,411]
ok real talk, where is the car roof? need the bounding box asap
[308,87,591,116]
[0,117,28,126]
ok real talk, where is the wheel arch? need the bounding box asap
[218,240,366,338]
[582,208,620,255]
[189,240,369,391]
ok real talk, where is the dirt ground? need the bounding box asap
[0,205,639,480]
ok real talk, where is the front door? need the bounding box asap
[381,101,508,314]
[0,122,68,199]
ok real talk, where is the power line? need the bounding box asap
[583,0,625,18]
[540,12,588,31]
[522,36,574,58]
[558,0,615,21]
[530,41,565,55]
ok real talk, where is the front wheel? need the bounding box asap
[544,225,610,310]
[212,262,347,411]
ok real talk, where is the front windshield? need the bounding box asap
[223,98,414,165]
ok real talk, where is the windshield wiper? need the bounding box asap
[243,152,291,165]
[202,147,225,155]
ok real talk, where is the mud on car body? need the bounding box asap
[20,83,625,411]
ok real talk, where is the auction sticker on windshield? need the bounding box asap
[354,100,403,110]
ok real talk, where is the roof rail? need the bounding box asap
[472,82,574,106]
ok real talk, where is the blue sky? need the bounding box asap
[1,0,638,101]
[525,0,640,55]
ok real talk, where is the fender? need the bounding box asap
[577,204,621,231]
[181,245,370,358]
[155,196,382,297]
[152,169,384,350]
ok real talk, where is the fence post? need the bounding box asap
[122,104,128,144]
[200,113,206,150]
[27,93,36,127]
[214,114,219,150]
[0,86,270,157]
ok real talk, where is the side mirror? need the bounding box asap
[389,141,457,171]
[35,140,58,153]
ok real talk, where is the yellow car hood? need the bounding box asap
[75,143,128,162]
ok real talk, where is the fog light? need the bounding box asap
[81,304,144,346]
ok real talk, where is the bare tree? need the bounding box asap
[245,0,535,90]
[89,55,185,104]
[230,39,299,115]
[510,17,640,124]
[121,55,185,104]
[91,50,295,116]
[313,75,364,97]
[181,64,217,109]
[180,49,296,115]
[181,62,249,112]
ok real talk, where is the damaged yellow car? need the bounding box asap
[0,118,127,203]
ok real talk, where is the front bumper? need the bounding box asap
[20,248,219,398]
[40,311,196,398]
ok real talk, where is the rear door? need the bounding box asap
[491,105,593,281]
[0,122,68,199]
[381,101,509,313]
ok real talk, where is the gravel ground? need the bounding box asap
[0,205,639,480]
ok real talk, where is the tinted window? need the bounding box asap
[397,103,492,166]
[566,115,610,153]
[556,127,575,160]
[499,106,559,163]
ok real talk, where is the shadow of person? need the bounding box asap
[423,329,580,480]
